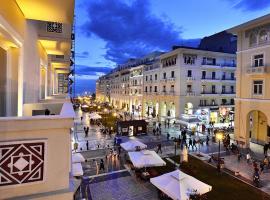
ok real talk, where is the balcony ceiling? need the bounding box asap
[15,0,74,24]
[39,39,71,55]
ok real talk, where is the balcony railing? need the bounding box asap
[201,62,236,68]
[199,103,219,107]
[186,77,195,81]
[186,91,196,96]
[246,66,269,74]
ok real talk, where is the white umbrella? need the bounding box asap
[150,170,212,200]
[89,112,102,119]
[72,163,83,177]
[128,150,166,168]
[120,139,147,151]
[72,153,85,163]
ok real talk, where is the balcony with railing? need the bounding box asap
[246,66,270,74]
[201,77,220,82]
[186,91,196,96]
[0,102,75,199]
[220,91,236,96]
[199,103,219,107]
[201,62,236,69]
[221,78,236,83]
[200,91,219,96]
[186,76,195,82]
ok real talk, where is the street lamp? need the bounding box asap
[216,131,224,172]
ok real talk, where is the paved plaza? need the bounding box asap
[88,171,158,200]
[73,109,270,198]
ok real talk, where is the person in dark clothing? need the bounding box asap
[86,140,89,150]
[188,138,192,149]
[192,138,197,150]
[45,108,50,115]
[153,128,156,135]
[167,133,170,141]
[99,159,105,171]
[157,143,162,154]
[206,135,210,146]
[263,144,269,155]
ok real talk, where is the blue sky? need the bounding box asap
[74,0,270,95]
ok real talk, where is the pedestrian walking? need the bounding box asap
[188,138,192,149]
[167,133,170,141]
[81,116,83,124]
[263,144,269,155]
[157,143,162,154]
[86,140,89,150]
[153,128,156,136]
[99,159,105,171]
[206,135,210,146]
[192,138,197,150]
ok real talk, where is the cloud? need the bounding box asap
[227,0,270,11]
[81,0,186,64]
[76,51,90,59]
[75,65,112,76]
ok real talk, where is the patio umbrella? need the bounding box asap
[120,139,147,152]
[89,112,102,119]
[150,170,212,200]
[128,150,166,169]
[72,163,83,177]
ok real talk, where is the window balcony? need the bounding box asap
[0,102,75,199]
[201,77,220,82]
[201,62,236,69]
[186,77,195,81]
[200,92,219,97]
[186,91,196,96]
[199,103,219,108]
[221,77,236,82]
[167,77,176,82]
[220,92,236,96]
[246,66,270,74]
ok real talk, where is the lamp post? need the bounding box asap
[216,131,224,172]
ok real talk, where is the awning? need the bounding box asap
[128,150,166,168]
[72,163,83,177]
[150,170,212,200]
[120,139,147,151]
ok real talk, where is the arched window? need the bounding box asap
[249,33,257,46]
[259,30,268,43]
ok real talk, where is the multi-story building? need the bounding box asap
[0,1,76,199]
[228,14,270,151]
[96,35,236,125]
[96,52,163,118]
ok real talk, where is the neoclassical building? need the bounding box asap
[228,14,270,150]
[97,44,236,125]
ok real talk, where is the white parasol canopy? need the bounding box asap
[72,163,83,177]
[72,153,85,163]
[89,112,102,119]
[150,170,212,200]
[120,139,147,151]
[128,150,166,168]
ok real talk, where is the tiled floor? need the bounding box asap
[88,172,158,200]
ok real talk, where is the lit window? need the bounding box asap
[253,80,263,95]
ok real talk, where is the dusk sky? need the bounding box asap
[74,0,270,95]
